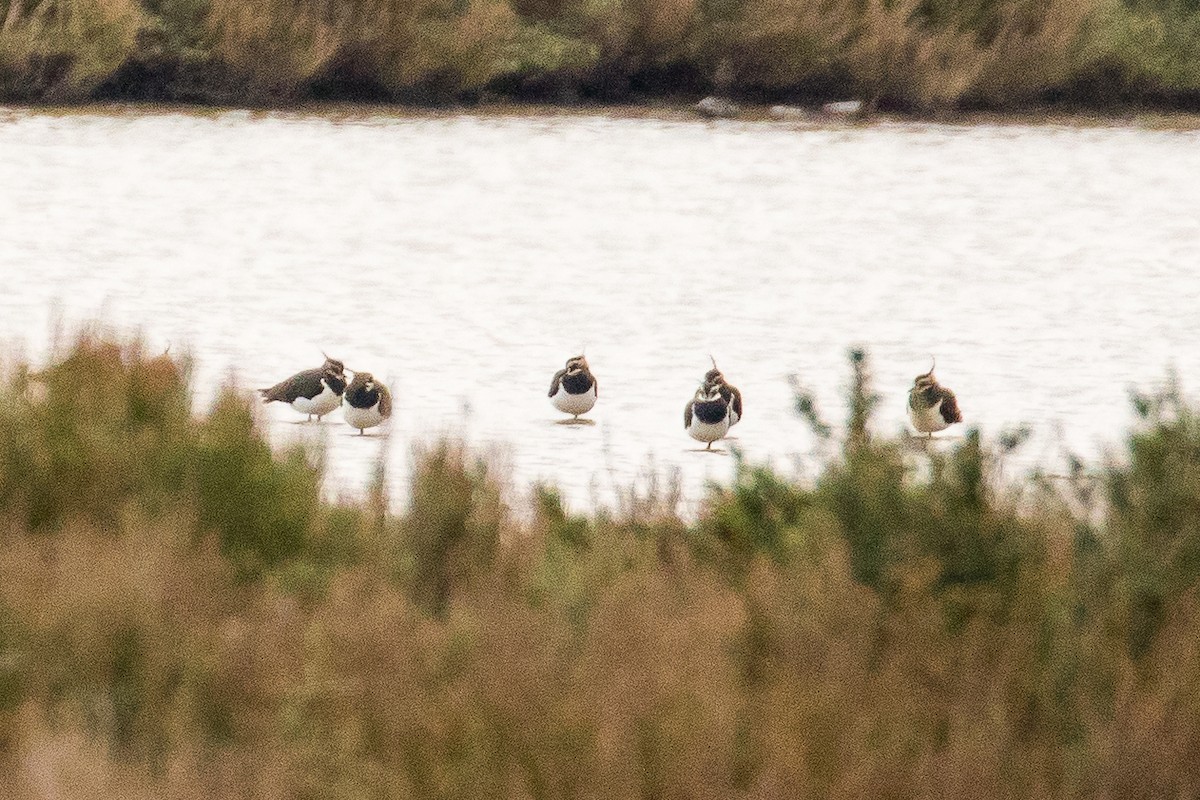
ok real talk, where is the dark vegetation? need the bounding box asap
[1,332,1199,796]
[3,0,1200,111]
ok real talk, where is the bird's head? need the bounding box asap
[349,372,376,393]
[912,356,939,389]
[321,353,346,378]
[704,355,728,387]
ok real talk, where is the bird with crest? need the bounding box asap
[259,354,347,422]
[907,357,962,437]
[548,354,598,422]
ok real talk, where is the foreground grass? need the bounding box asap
[3,0,1200,112]
[1,334,1199,797]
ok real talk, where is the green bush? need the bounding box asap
[2,333,1200,796]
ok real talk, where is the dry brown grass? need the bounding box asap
[0,0,144,99]
[1,0,1198,106]
[205,0,340,98]
[2,516,1199,798]
[711,0,856,91]
[836,0,1115,110]
[1,337,1200,796]
[968,0,1099,105]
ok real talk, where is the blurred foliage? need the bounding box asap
[2,333,1200,796]
[0,0,145,99]
[2,0,1200,106]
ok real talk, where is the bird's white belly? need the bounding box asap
[688,415,730,444]
[909,399,951,433]
[291,383,341,417]
[552,385,597,416]
[343,402,385,431]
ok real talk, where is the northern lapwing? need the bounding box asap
[907,358,962,437]
[343,371,392,435]
[548,355,598,421]
[259,355,347,421]
[703,357,743,426]
[685,383,731,450]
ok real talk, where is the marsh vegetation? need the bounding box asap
[2,0,1200,110]
[1,334,1199,796]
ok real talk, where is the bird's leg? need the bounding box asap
[706,441,712,450]
[359,428,364,436]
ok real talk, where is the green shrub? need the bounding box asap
[1,332,1200,796]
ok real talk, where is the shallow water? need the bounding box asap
[2,106,1198,511]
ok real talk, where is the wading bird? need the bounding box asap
[259,355,347,421]
[548,354,598,421]
[907,358,962,437]
[343,371,392,435]
[685,383,731,450]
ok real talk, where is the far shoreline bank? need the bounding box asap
[5,99,1200,130]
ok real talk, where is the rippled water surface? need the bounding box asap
[2,107,1199,510]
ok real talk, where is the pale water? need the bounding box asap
[2,106,1198,512]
